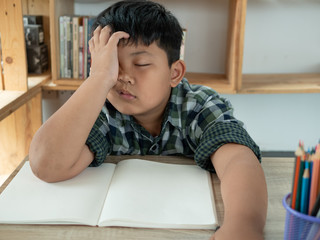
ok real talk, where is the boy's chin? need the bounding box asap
[112,104,139,116]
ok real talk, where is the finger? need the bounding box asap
[108,31,130,48]
[99,25,112,45]
[93,25,102,45]
[88,38,94,53]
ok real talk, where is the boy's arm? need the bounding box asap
[210,143,268,240]
[29,26,129,183]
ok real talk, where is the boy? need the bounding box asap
[29,1,267,239]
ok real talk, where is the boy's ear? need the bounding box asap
[170,60,186,87]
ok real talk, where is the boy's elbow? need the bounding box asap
[29,155,58,183]
[28,141,91,183]
[29,153,81,183]
[29,147,70,183]
[29,141,64,183]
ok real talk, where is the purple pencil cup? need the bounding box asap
[283,193,320,240]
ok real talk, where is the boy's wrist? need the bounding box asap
[87,73,116,92]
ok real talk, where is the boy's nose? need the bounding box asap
[118,70,134,85]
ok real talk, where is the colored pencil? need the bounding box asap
[309,158,320,215]
[311,192,320,217]
[300,168,310,214]
[291,156,301,209]
[295,158,306,211]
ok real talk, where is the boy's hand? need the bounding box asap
[88,25,130,87]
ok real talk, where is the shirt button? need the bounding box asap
[150,144,158,152]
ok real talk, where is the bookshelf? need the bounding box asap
[49,0,245,93]
[47,0,320,94]
[10,0,320,95]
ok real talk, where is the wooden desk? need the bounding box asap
[0,156,294,240]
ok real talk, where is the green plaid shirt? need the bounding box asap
[86,78,261,172]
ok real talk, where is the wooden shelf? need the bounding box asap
[0,73,50,121]
[43,73,238,94]
[240,73,320,94]
[0,91,25,120]
[185,72,236,94]
[53,78,84,87]
[28,72,51,89]
[43,79,80,91]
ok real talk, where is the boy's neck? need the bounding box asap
[134,113,163,137]
[133,103,169,137]
[139,120,161,137]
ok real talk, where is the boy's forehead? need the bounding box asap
[119,41,166,57]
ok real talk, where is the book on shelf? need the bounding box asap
[59,15,96,80]
[59,16,65,78]
[72,16,80,79]
[0,159,218,229]
[86,17,95,79]
[83,17,88,79]
[79,21,84,79]
[58,15,73,78]
[66,15,72,78]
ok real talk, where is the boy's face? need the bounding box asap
[107,42,183,122]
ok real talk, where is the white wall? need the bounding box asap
[43,0,320,151]
[226,0,320,151]
[222,93,320,151]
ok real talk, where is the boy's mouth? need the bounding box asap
[118,90,136,100]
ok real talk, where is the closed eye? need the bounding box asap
[135,63,151,67]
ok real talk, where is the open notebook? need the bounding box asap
[0,159,217,229]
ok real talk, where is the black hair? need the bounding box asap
[92,0,183,66]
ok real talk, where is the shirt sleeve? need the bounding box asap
[85,110,110,167]
[194,121,261,172]
[188,94,261,172]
